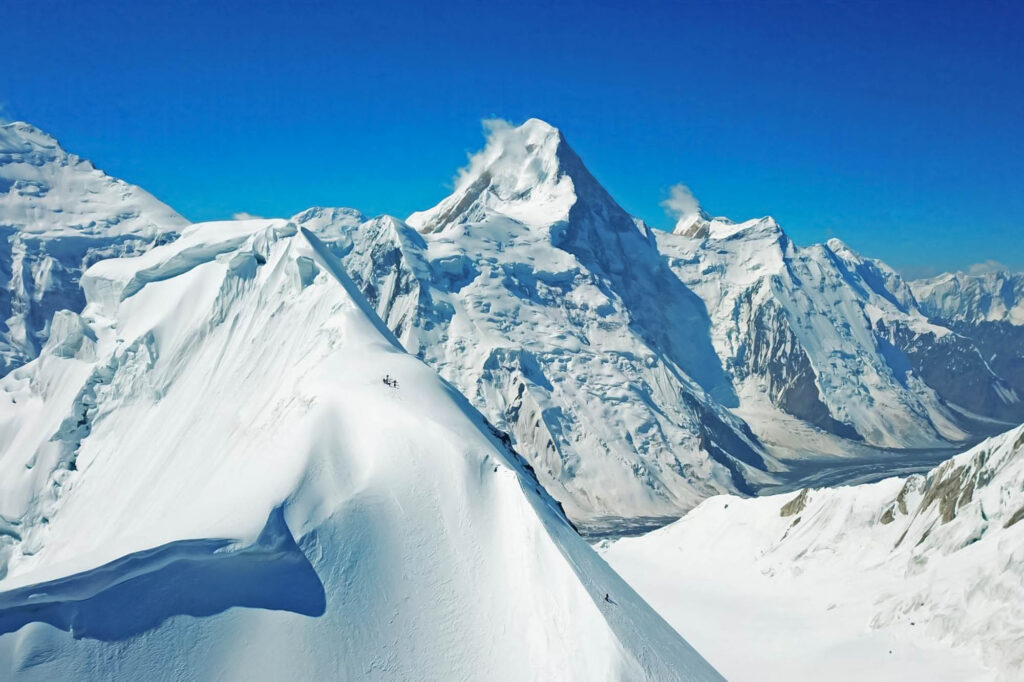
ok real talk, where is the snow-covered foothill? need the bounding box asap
[0,216,721,681]
[0,122,186,374]
[602,424,1024,682]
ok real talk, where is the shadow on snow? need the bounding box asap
[0,507,325,641]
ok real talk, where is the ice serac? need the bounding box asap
[0,217,722,681]
[0,122,187,374]
[602,423,1024,682]
[301,118,778,527]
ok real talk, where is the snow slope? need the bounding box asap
[0,122,186,374]
[602,424,1024,681]
[293,119,779,528]
[0,216,721,680]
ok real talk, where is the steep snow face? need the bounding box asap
[912,270,1024,326]
[297,119,780,527]
[658,222,1023,451]
[0,217,721,681]
[0,122,186,374]
[603,424,1024,682]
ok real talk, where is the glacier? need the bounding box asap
[0,114,1021,679]
[1,116,1020,527]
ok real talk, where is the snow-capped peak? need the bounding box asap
[671,208,715,237]
[0,120,188,374]
[674,211,782,242]
[912,269,1024,325]
[825,236,859,261]
[0,121,65,165]
[0,120,187,239]
[407,118,630,235]
[0,210,723,680]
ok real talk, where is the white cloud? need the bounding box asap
[232,212,263,221]
[660,183,701,222]
[966,259,1010,276]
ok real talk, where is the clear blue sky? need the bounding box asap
[3,0,1022,276]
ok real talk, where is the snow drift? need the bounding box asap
[0,217,721,680]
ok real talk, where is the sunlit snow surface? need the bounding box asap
[0,219,722,680]
[602,424,1024,681]
[913,270,1024,326]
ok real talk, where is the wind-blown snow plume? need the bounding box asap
[661,183,702,228]
[336,118,776,526]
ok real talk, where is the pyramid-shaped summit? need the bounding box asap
[407,118,649,242]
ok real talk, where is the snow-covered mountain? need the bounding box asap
[0,217,722,680]
[286,119,1024,527]
[294,119,780,529]
[0,122,186,374]
[659,220,1024,452]
[602,422,1024,681]
[912,270,1024,326]
[910,271,1024,408]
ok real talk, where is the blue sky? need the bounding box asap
[3,0,1022,276]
